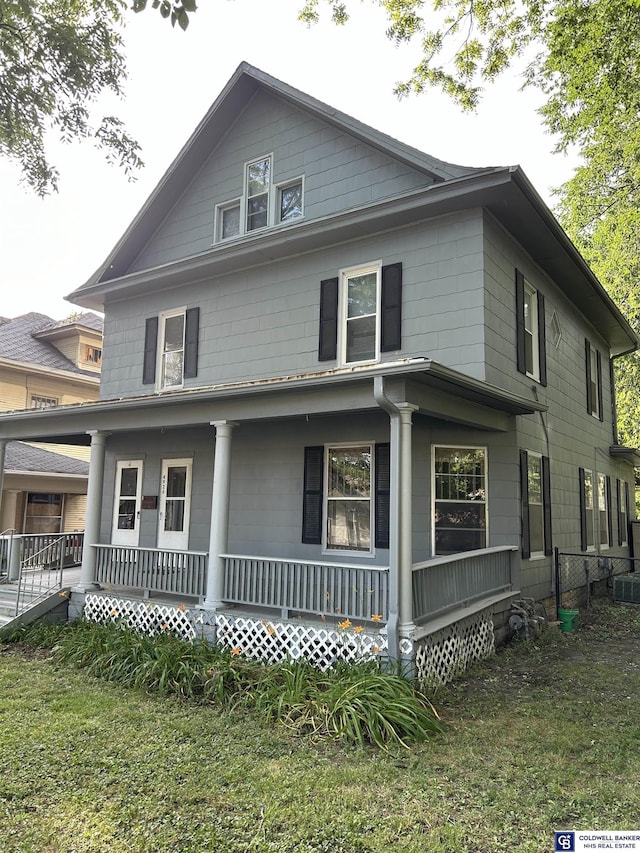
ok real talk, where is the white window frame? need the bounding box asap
[323,443,374,555]
[245,153,272,233]
[621,481,629,547]
[157,308,186,391]
[338,261,382,366]
[527,451,545,558]
[432,445,488,557]
[597,472,610,549]
[583,468,595,551]
[276,175,304,223]
[523,280,540,381]
[111,460,144,547]
[215,198,241,242]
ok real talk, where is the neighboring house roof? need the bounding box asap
[35,312,104,335]
[4,441,89,476]
[0,312,102,377]
[66,62,637,356]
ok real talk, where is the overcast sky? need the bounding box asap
[0,1,577,321]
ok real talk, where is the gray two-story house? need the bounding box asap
[0,63,636,680]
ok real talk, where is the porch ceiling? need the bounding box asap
[0,359,545,443]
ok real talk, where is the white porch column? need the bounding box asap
[203,421,237,610]
[74,430,109,592]
[0,440,6,524]
[397,404,418,639]
[0,490,19,534]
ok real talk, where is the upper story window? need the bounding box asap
[215,154,303,242]
[515,269,547,385]
[433,446,487,556]
[83,345,102,366]
[142,308,199,390]
[585,339,603,419]
[317,262,402,366]
[31,395,58,409]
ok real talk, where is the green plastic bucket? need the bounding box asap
[558,608,579,633]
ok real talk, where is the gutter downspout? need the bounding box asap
[374,376,417,666]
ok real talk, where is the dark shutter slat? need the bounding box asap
[374,443,390,549]
[318,278,338,361]
[585,339,593,414]
[520,449,530,559]
[596,349,604,421]
[381,263,402,353]
[537,290,547,387]
[302,446,324,544]
[143,316,158,385]
[184,307,200,379]
[542,455,552,556]
[579,467,587,551]
[606,474,613,545]
[515,269,526,375]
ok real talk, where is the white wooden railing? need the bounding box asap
[94,545,207,599]
[222,554,390,621]
[412,545,517,624]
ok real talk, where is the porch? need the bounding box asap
[80,542,518,680]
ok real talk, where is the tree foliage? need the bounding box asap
[0,0,195,195]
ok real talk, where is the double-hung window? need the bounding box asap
[302,443,390,552]
[520,450,552,558]
[278,179,303,222]
[433,446,487,556]
[143,308,199,389]
[515,269,547,385]
[579,468,595,550]
[341,264,380,364]
[597,473,611,549]
[618,478,629,546]
[246,156,270,232]
[585,340,603,419]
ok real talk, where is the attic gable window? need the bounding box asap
[214,155,303,242]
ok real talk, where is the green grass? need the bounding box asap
[1,599,639,851]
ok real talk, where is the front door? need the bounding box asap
[112,460,143,546]
[158,458,192,551]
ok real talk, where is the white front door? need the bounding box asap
[158,458,192,551]
[112,460,143,546]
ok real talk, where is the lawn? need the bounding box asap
[1,599,639,852]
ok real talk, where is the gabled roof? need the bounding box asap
[75,61,483,290]
[0,312,102,377]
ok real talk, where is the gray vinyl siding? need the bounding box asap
[100,209,486,400]
[129,90,435,273]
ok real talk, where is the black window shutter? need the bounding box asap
[374,443,391,549]
[542,455,552,555]
[585,339,593,414]
[184,307,200,379]
[617,479,624,546]
[143,317,158,385]
[515,269,526,375]
[579,467,587,551]
[381,263,402,353]
[537,291,547,387]
[318,278,338,361]
[596,349,604,421]
[302,446,324,544]
[520,449,530,559]
[606,474,613,545]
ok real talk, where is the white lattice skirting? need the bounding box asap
[82,595,495,680]
[414,610,495,685]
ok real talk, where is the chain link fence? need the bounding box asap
[554,548,639,613]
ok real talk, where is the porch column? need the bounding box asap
[397,404,418,639]
[0,440,6,525]
[203,421,237,610]
[74,430,109,592]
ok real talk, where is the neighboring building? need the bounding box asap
[0,64,636,677]
[0,312,102,534]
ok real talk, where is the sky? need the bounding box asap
[0,1,577,321]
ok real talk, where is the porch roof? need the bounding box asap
[0,358,545,444]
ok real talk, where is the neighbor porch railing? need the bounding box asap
[94,545,207,599]
[222,554,390,622]
[412,545,517,624]
[16,532,85,615]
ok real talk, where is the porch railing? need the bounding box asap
[16,532,85,615]
[222,554,389,622]
[94,545,207,599]
[412,546,516,624]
